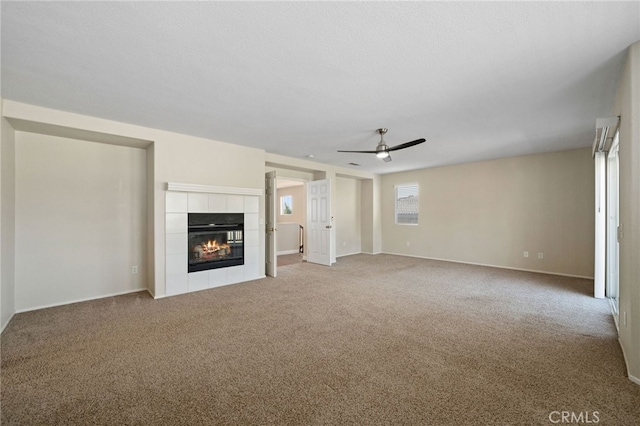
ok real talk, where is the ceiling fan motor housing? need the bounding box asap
[376,128,390,157]
[376,143,389,153]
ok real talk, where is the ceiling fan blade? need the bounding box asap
[387,138,426,152]
[382,154,392,162]
[337,149,379,154]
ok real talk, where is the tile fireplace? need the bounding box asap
[165,184,263,297]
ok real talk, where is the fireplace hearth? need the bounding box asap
[188,213,244,272]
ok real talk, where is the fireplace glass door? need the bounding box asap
[188,213,244,272]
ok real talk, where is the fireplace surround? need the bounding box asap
[165,183,263,297]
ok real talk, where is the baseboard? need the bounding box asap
[151,275,266,300]
[382,252,594,280]
[277,250,300,256]
[15,288,149,314]
[337,251,361,258]
[1,312,16,334]
[619,341,640,386]
[609,299,620,332]
[360,251,382,255]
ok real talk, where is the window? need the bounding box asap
[280,195,293,215]
[395,184,419,225]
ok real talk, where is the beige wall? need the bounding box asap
[265,166,314,182]
[277,185,305,225]
[2,100,267,300]
[152,132,266,295]
[612,41,640,384]
[265,155,378,264]
[146,144,155,295]
[381,148,595,278]
[276,184,305,255]
[1,115,17,330]
[361,176,382,255]
[336,177,362,257]
[14,133,148,311]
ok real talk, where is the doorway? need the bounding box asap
[266,174,307,274]
[275,178,306,263]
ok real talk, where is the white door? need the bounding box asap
[265,171,277,277]
[307,179,332,266]
[606,133,620,315]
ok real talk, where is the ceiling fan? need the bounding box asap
[338,128,426,162]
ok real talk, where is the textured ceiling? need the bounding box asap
[2,1,638,174]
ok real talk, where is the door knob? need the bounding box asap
[325,225,332,229]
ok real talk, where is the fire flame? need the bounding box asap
[194,240,231,259]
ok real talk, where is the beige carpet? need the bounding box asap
[277,253,303,267]
[2,254,639,425]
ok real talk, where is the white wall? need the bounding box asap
[15,132,147,311]
[381,148,595,278]
[336,177,361,257]
[1,115,17,330]
[612,41,640,384]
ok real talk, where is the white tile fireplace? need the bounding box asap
[165,183,263,296]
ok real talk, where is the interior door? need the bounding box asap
[307,179,332,266]
[265,171,277,277]
[606,134,620,315]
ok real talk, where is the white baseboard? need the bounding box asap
[152,276,266,300]
[15,288,149,314]
[382,252,594,280]
[617,338,639,386]
[1,312,16,334]
[609,299,620,332]
[337,251,362,258]
[277,249,300,256]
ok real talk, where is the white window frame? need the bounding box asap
[394,183,419,225]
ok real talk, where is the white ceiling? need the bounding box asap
[2,2,638,174]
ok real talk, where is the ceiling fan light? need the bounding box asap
[376,151,389,159]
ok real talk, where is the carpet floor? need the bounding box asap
[277,253,303,267]
[2,254,639,425]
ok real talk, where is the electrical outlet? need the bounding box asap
[538,252,543,259]
[406,241,410,247]
[343,241,346,247]
[523,251,529,258]
[132,266,139,274]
